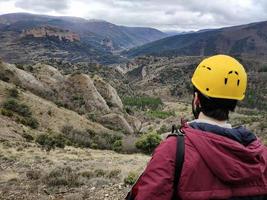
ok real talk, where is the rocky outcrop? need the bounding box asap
[125,114,142,133]
[22,26,80,42]
[0,62,52,96]
[93,75,123,111]
[0,62,140,134]
[99,113,134,134]
[60,73,110,114]
[31,63,64,93]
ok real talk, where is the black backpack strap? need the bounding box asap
[172,129,185,200]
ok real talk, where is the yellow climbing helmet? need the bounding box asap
[191,55,247,100]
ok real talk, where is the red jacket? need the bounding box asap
[129,123,267,200]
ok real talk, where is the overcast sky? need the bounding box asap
[0,0,267,32]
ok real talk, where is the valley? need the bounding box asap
[0,12,267,200]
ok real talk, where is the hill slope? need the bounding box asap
[126,21,267,58]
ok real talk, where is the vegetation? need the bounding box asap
[123,96,163,110]
[1,95,39,129]
[43,167,82,187]
[135,132,162,154]
[124,171,139,185]
[35,133,66,151]
[258,65,267,72]
[61,125,123,152]
[8,88,19,98]
[146,110,175,119]
[3,98,32,117]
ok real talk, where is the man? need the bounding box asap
[126,55,267,200]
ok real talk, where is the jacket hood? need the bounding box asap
[184,122,267,184]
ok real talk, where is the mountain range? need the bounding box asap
[126,21,267,58]
[0,13,166,64]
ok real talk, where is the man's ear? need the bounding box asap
[193,92,201,107]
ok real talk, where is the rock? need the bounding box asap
[93,75,123,111]
[22,26,80,42]
[99,113,134,134]
[31,63,65,89]
[0,62,51,96]
[125,114,142,133]
[60,73,110,114]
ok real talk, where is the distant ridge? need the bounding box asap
[126,21,267,58]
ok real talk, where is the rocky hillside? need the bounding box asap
[0,13,166,64]
[112,56,267,111]
[126,21,267,58]
[22,26,80,42]
[0,60,141,137]
[0,59,266,200]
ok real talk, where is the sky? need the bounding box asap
[0,0,267,32]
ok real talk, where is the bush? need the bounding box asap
[123,96,163,110]
[112,139,123,152]
[2,98,39,129]
[21,117,39,129]
[1,108,13,117]
[3,98,31,117]
[124,171,139,185]
[22,133,34,142]
[86,112,97,122]
[258,65,267,72]
[61,125,123,150]
[107,169,121,179]
[8,88,19,98]
[146,110,175,119]
[43,167,82,187]
[36,133,66,151]
[135,132,162,154]
[157,124,169,134]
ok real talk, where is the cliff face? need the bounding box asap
[22,26,80,42]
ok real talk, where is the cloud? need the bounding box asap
[1,0,267,31]
[14,0,69,13]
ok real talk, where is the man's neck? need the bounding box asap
[198,112,228,126]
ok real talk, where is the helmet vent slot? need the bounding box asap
[207,67,211,70]
[237,79,240,86]
[206,88,209,91]
[224,78,228,85]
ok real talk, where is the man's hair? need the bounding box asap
[194,87,237,121]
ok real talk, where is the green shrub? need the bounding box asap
[36,133,66,151]
[86,112,97,122]
[146,110,175,119]
[123,96,163,110]
[3,98,31,117]
[2,98,39,129]
[21,117,39,129]
[1,108,13,117]
[124,171,139,185]
[157,124,169,134]
[43,167,82,187]
[8,88,19,98]
[22,133,34,142]
[258,65,267,72]
[108,169,121,179]
[112,139,123,152]
[61,125,123,150]
[135,132,162,154]
[94,169,106,177]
